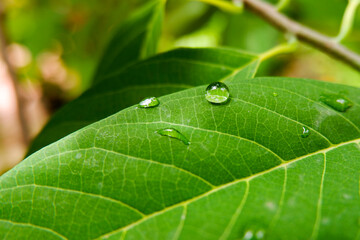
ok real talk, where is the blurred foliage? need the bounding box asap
[4,0,146,92]
[3,0,360,101]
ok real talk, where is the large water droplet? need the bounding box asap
[301,126,310,138]
[319,93,353,112]
[156,128,190,145]
[205,82,230,104]
[139,97,160,108]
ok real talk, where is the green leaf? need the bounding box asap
[2,77,360,239]
[92,0,165,85]
[28,48,258,155]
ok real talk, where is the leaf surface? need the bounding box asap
[1,77,360,239]
[92,0,165,85]
[29,48,258,154]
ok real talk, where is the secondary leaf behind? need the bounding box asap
[92,0,165,85]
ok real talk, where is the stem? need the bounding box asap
[334,0,360,42]
[240,0,360,71]
[259,41,297,61]
[0,7,30,145]
[194,0,243,13]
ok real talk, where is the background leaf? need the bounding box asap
[92,0,165,85]
[28,47,258,154]
[1,77,359,239]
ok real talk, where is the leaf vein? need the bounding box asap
[244,82,360,135]
[0,184,146,217]
[0,219,67,240]
[97,138,359,239]
[93,146,216,188]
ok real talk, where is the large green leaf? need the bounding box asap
[2,77,360,239]
[28,48,259,154]
[92,0,165,84]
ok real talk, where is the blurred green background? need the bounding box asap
[0,0,359,173]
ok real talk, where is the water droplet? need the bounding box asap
[322,218,330,225]
[301,126,310,138]
[265,201,276,211]
[255,230,265,239]
[319,93,353,112]
[243,230,254,240]
[343,193,352,199]
[272,92,278,97]
[156,128,190,145]
[205,82,230,104]
[139,97,160,108]
[75,153,82,159]
[242,229,265,240]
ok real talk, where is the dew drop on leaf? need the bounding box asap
[243,230,254,240]
[242,229,265,240]
[156,128,190,145]
[205,82,230,104]
[272,92,278,97]
[301,126,310,138]
[139,96,160,108]
[319,93,353,112]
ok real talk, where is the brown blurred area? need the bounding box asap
[0,34,75,174]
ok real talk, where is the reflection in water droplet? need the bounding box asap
[319,93,353,112]
[156,128,190,145]
[139,97,160,108]
[205,82,230,104]
[301,126,310,138]
[272,92,278,97]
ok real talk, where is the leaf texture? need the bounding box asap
[1,77,359,240]
[28,48,258,154]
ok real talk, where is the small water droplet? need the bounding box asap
[301,126,310,138]
[265,201,276,211]
[205,82,230,104]
[243,230,254,240]
[343,193,352,199]
[319,93,353,112]
[242,229,265,240]
[156,128,190,145]
[255,230,265,239]
[322,218,330,225]
[272,92,278,97]
[75,153,82,159]
[139,97,160,108]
